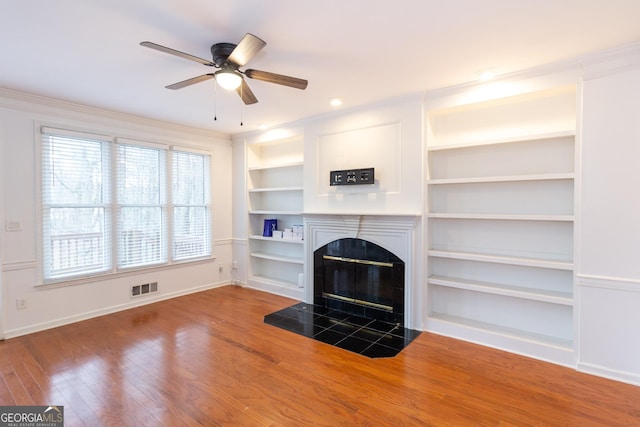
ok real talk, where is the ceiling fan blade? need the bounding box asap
[227,33,266,67]
[245,69,308,90]
[236,79,258,105]
[165,74,215,90]
[140,41,214,66]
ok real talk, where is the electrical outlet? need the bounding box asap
[16,298,27,310]
[219,265,224,273]
[232,261,238,270]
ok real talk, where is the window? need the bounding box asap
[40,127,212,283]
[41,130,112,280]
[117,143,167,268]
[172,150,211,260]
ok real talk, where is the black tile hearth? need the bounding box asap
[264,302,421,358]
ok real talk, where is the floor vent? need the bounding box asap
[131,282,158,298]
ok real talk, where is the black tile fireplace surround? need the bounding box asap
[314,237,405,325]
[264,302,420,358]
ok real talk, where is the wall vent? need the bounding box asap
[131,282,158,298]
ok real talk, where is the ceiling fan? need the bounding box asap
[140,33,308,105]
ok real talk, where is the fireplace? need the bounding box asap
[314,238,405,325]
[303,214,420,330]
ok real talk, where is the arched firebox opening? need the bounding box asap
[314,238,405,325]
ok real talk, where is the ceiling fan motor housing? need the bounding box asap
[211,43,237,67]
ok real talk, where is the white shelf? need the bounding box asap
[248,160,303,171]
[246,275,304,300]
[246,132,305,295]
[428,275,573,305]
[427,313,574,350]
[247,274,298,289]
[248,186,303,193]
[250,252,303,264]
[426,130,575,152]
[249,235,304,244]
[427,250,573,270]
[427,172,575,185]
[249,210,303,215]
[425,85,577,364]
[249,135,302,147]
[302,211,422,217]
[428,213,574,221]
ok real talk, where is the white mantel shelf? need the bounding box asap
[302,212,422,217]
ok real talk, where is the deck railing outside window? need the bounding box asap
[50,232,104,275]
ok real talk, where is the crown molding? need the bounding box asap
[0,87,230,141]
[424,41,640,108]
[580,42,640,80]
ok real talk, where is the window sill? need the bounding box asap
[37,256,217,290]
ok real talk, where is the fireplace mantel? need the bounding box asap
[303,212,422,217]
[303,212,423,329]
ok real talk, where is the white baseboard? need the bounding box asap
[577,361,640,387]
[3,281,230,339]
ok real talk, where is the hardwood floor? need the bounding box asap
[1,285,639,426]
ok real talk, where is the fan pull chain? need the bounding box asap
[213,81,218,121]
[239,83,244,126]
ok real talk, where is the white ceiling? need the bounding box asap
[2,0,640,135]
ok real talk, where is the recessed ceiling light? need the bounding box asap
[330,98,343,107]
[258,124,268,130]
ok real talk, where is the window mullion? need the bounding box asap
[166,150,173,263]
[111,139,118,274]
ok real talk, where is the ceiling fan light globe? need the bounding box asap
[215,70,242,90]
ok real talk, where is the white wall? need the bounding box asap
[303,95,424,215]
[0,90,233,338]
[578,59,640,385]
[231,132,248,285]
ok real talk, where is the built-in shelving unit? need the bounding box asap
[425,85,578,364]
[246,135,304,299]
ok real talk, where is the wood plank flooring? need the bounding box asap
[1,285,639,426]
